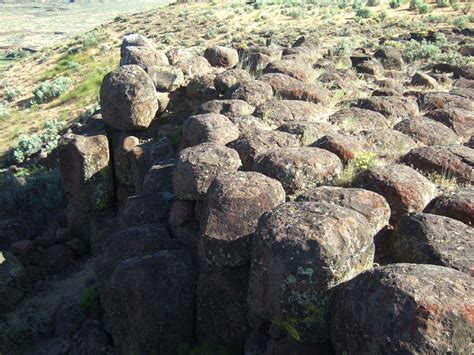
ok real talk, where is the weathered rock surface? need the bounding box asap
[329,107,389,133]
[354,164,437,223]
[358,129,418,162]
[331,264,474,354]
[425,107,474,140]
[374,47,404,70]
[394,116,460,146]
[180,113,240,149]
[353,96,419,119]
[120,46,168,71]
[173,143,242,200]
[204,46,239,68]
[102,250,196,355]
[201,99,255,117]
[214,69,252,93]
[277,121,337,146]
[228,129,301,170]
[249,202,374,343]
[224,80,273,107]
[263,59,318,83]
[424,188,473,226]
[403,145,474,183]
[313,133,366,163]
[389,213,473,275]
[59,132,114,213]
[419,92,472,111]
[296,186,390,233]
[199,172,285,266]
[146,65,184,91]
[254,100,328,127]
[252,147,342,194]
[100,65,160,131]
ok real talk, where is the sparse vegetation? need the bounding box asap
[33,76,73,104]
[389,0,402,9]
[338,152,378,186]
[0,102,8,119]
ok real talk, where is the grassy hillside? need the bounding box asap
[0,0,472,165]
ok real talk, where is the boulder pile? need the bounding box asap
[50,33,473,353]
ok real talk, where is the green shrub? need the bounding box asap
[367,0,380,6]
[356,6,372,18]
[461,4,471,14]
[403,39,441,62]
[379,10,388,21]
[33,76,73,104]
[389,0,402,8]
[436,0,450,7]
[409,0,423,10]
[3,85,22,101]
[0,102,8,119]
[424,14,449,23]
[338,152,378,186]
[453,16,469,29]
[353,0,363,10]
[80,287,101,319]
[418,3,432,13]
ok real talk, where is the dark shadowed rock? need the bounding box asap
[196,265,250,350]
[425,107,474,140]
[102,250,196,355]
[328,107,389,134]
[260,73,331,104]
[265,337,334,355]
[403,145,474,183]
[199,172,285,267]
[185,73,218,100]
[214,69,252,93]
[224,80,273,107]
[120,46,168,71]
[354,164,437,223]
[173,143,242,200]
[100,65,159,131]
[374,47,404,70]
[313,133,366,163]
[331,264,473,354]
[59,132,114,213]
[389,213,473,275]
[142,159,175,193]
[95,223,177,285]
[40,244,75,275]
[263,59,318,83]
[254,100,329,127]
[454,64,474,80]
[109,132,139,193]
[249,202,374,343]
[296,186,390,233]
[353,96,419,119]
[204,46,239,68]
[228,129,301,170]
[277,121,337,146]
[424,188,473,226]
[201,99,255,117]
[180,113,240,149]
[394,116,460,146]
[117,192,172,229]
[252,147,342,194]
[358,129,418,162]
[168,200,199,249]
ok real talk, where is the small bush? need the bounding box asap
[33,76,72,104]
[379,10,388,21]
[418,3,432,13]
[453,16,469,29]
[409,0,423,10]
[356,7,373,18]
[338,152,378,186]
[436,0,450,7]
[80,287,101,319]
[403,39,441,62]
[0,102,8,119]
[367,0,380,6]
[3,85,22,101]
[389,0,402,8]
[461,4,471,14]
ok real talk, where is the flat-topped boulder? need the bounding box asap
[329,107,389,133]
[331,264,474,353]
[394,116,460,146]
[263,59,319,83]
[120,46,169,71]
[425,107,474,140]
[254,100,329,127]
[173,143,242,200]
[199,171,285,267]
[353,96,419,119]
[277,121,337,146]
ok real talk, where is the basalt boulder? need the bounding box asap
[424,188,473,226]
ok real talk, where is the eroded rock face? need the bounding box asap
[180,113,240,149]
[199,172,285,267]
[100,65,159,131]
[173,143,242,200]
[260,73,331,104]
[252,147,342,194]
[248,202,374,343]
[354,164,437,223]
[296,186,390,233]
[117,192,172,229]
[196,265,250,350]
[331,264,474,354]
[424,188,473,226]
[254,100,329,127]
[394,116,460,146]
[204,46,239,68]
[228,129,301,170]
[263,59,318,83]
[224,80,273,107]
[389,213,473,275]
[403,145,474,183]
[59,132,114,213]
[102,250,196,355]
